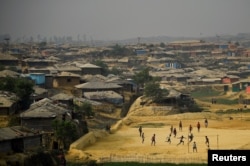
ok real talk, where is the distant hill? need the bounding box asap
[2,33,250,46]
[93,33,250,46]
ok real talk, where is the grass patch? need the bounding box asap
[190,86,239,105]
[102,162,206,166]
[191,87,221,99]
[67,161,207,166]
[215,98,238,105]
[215,109,249,114]
[134,123,165,128]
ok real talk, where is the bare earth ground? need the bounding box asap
[66,96,250,164]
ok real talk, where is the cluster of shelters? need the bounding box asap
[1,36,250,154]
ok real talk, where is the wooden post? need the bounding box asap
[217,134,219,149]
[188,133,189,153]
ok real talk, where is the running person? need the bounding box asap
[141,132,145,143]
[177,135,185,145]
[170,125,173,134]
[166,134,171,144]
[139,126,142,136]
[189,124,193,133]
[179,121,182,131]
[173,128,177,137]
[205,118,208,128]
[188,132,194,142]
[151,134,156,146]
[197,122,200,132]
[205,136,209,147]
[193,141,197,152]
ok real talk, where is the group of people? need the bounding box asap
[188,121,201,133]
[138,118,210,152]
[170,125,177,137]
[192,135,209,152]
[139,126,156,146]
[139,126,145,143]
[211,98,217,104]
[191,135,209,152]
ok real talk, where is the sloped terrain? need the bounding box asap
[67,94,250,164]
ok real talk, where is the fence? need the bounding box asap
[99,153,206,164]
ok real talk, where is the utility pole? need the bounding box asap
[2,36,10,54]
[137,37,141,46]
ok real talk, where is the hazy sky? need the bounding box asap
[1,0,250,41]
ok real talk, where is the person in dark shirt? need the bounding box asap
[151,134,156,146]
[177,135,185,145]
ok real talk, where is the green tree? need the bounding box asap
[7,115,20,126]
[133,68,153,91]
[160,42,165,47]
[92,60,109,76]
[52,120,78,150]
[95,44,134,57]
[6,66,18,72]
[75,102,94,118]
[93,60,123,76]
[0,77,34,109]
[38,41,47,48]
[0,65,5,71]
[144,81,169,103]
[81,102,94,118]
[111,44,132,56]
[15,78,34,109]
[110,67,122,75]
[0,77,16,92]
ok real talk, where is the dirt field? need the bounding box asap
[66,96,250,164]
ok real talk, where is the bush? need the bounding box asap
[7,115,20,126]
[24,151,57,166]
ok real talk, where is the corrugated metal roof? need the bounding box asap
[232,78,250,84]
[56,71,80,77]
[166,89,182,98]
[23,58,56,62]
[55,65,81,71]
[28,66,56,71]
[0,53,18,60]
[50,93,74,100]
[74,97,102,106]
[0,126,40,141]
[81,74,107,82]
[33,86,48,95]
[202,78,221,82]
[77,63,101,68]
[75,82,122,89]
[0,70,20,77]
[84,91,123,100]
[0,91,17,107]
[0,97,14,107]
[101,58,117,62]
[118,58,129,63]
[168,40,201,44]
[20,98,69,118]
[223,75,240,79]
